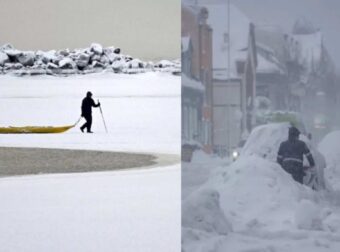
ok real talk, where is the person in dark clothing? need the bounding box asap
[80,91,100,133]
[277,126,315,184]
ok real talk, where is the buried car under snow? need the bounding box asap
[238,122,327,190]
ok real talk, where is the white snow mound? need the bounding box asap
[294,199,323,230]
[182,188,233,235]
[319,131,340,190]
[241,123,327,190]
[211,156,314,228]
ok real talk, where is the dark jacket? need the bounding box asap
[277,138,315,170]
[81,97,99,117]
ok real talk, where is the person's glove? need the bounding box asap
[98,102,101,106]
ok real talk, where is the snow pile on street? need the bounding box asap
[182,188,232,252]
[183,123,340,251]
[0,43,180,75]
[183,154,340,251]
[182,188,233,234]
[295,199,323,230]
[182,150,230,198]
[241,122,327,190]
[212,156,316,229]
[319,131,340,190]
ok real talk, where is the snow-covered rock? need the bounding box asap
[99,55,110,65]
[127,58,144,68]
[40,50,57,64]
[75,53,90,70]
[91,60,105,69]
[0,43,181,75]
[111,59,124,72]
[156,60,174,68]
[0,51,9,66]
[59,49,70,57]
[4,49,22,61]
[182,188,232,235]
[58,57,76,69]
[90,43,103,55]
[0,43,14,51]
[17,51,35,66]
[47,62,59,70]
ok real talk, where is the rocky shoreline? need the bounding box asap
[0,43,180,76]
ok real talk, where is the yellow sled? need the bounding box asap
[0,125,74,134]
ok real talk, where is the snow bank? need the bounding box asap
[182,153,335,250]
[182,128,340,250]
[295,199,322,230]
[0,43,180,76]
[211,156,315,229]
[319,131,340,190]
[241,123,327,190]
[182,188,233,235]
[182,227,225,252]
[182,150,230,199]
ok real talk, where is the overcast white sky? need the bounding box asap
[0,0,180,60]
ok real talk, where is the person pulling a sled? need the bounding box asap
[80,91,100,133]
[277,126,315,184]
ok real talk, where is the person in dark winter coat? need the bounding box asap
[80,91,100,133]
[277,126,315,184]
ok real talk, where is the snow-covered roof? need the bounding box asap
[256,44,284,74]
[182,74,205,92]
[256,54,282,74]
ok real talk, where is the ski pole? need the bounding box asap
[98,99,108,133]
[73,116,82,127]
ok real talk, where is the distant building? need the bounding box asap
[255,19,336,141]
[201,2,257,156]
[181,4,213,159]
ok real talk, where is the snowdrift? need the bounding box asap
[319,131,340,190]
[241,123,327,190]
[211,156,318,230]
[182,188,232,252]
[182,188,233,235]
[183,124,340,251]
[0,43,180,76]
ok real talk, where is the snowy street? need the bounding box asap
[0,72,181,252]
[182,128,340,252]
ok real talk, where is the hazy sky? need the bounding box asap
[186,0,340,72]
[233,0,340,72]
[0,0,180,60]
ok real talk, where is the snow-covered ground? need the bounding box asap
[319,131,340,191]
[0,72,179,154]
[183,125,340,252]
[0,72,180,251]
